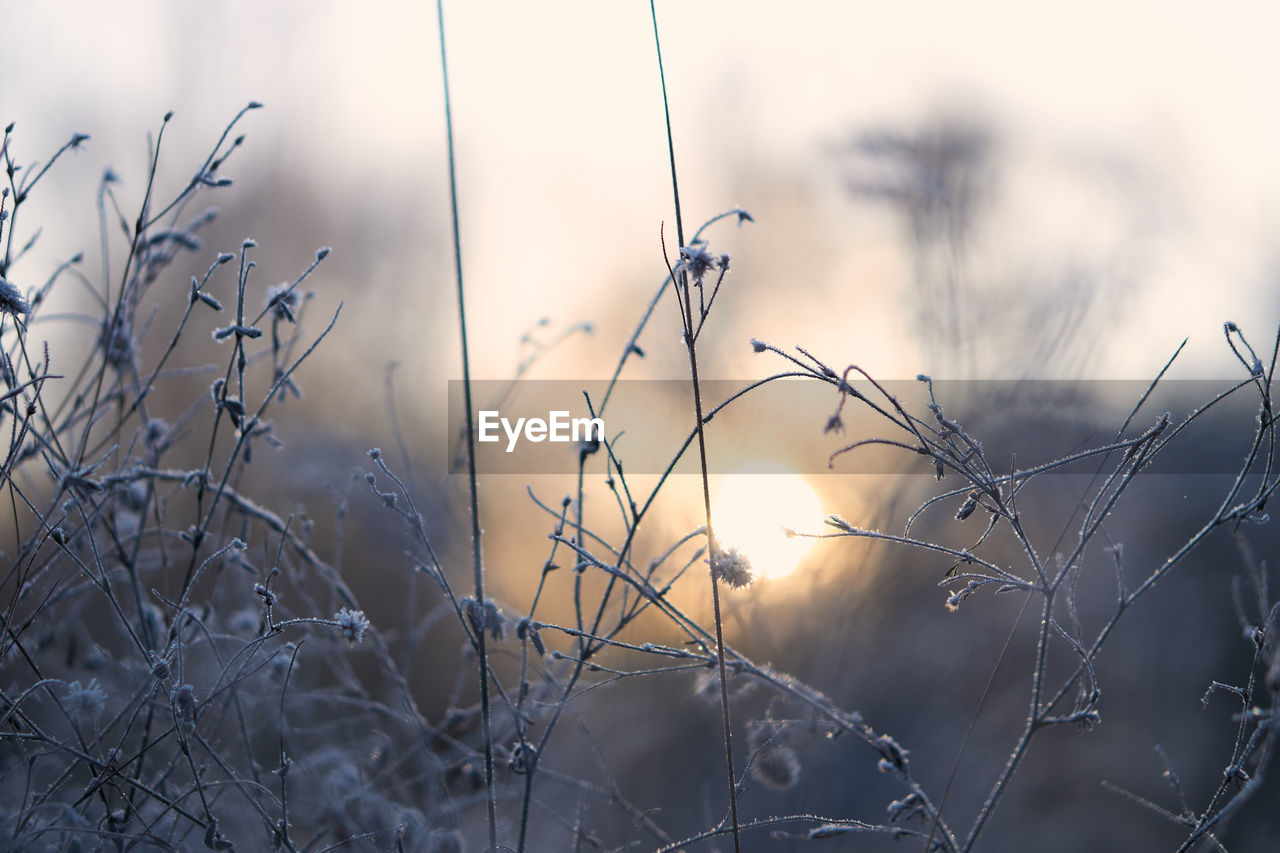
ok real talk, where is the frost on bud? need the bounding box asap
[254,582,277,607]
[946,579,982,612]
[316,246,331,260]
[0,278,30,316]
[150,651,171,681]
[709,546,753,588]
[221,395,246,427]
[873,734,908,776]
[335,607,370,645]
[516,617,545,656]
[462,597,504,641]
[887,792,924,824]
[955,493,978,521]
[191,278,223,310]
[750,338,767,353]
[676,243,718,284]
[265,283,300,323]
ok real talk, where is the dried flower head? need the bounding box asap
[149,651,171,681]
[676,243,720,284]
[335,607,371,644]
[0,278,29,317]
[709,546,753,588]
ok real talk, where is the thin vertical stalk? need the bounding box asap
[650,2,741,849]
[435,2,499,850]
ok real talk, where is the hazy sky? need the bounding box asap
[7,0,1280,388]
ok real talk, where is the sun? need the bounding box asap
[710,462,824,582]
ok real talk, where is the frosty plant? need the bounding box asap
[742,334,1279,850]
[392,3,1278,848]
[2,4,1278,852]
[0,109,461,851]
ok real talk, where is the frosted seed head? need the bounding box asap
[709,546,753,588]
[335,607,371,644]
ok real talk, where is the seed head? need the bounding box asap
[709,546,753,588]
[676,243,719,284]
[335,607,371,644]
[0,278,29,316]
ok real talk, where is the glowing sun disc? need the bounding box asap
[711,463,823,581]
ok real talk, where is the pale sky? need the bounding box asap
[7,0,1279,397]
